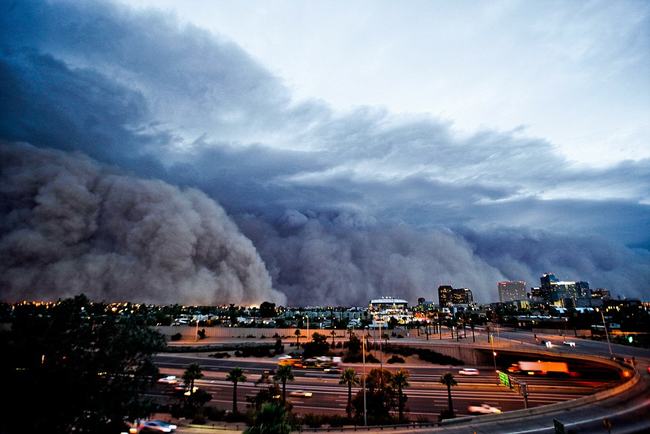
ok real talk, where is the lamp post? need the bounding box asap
[600,309,613,358]
[470,319,475,343]
[490,333,499,384]
[379,321,383,371]
[362,331,367,426]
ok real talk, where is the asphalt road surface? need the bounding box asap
[152,353,617,418]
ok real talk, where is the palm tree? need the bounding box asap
[273,365,294,404]
[244,402,292,434]
[440,372,457,417]
[392,370,410,422]
[226,367,247,414]
[182,363,203,396]
[294,329,302,347]
[330,329,337,348]
[339,368,360,418]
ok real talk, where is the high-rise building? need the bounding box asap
[438,285,453,306]
[591,288,611,300]
[540,273,587,307]
[498,281,527,302]
[438,285,473,305]
[540,273,559,301]
[575,281,590,297]
[451,288,473,304]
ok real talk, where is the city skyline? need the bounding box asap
[1,0,649,306]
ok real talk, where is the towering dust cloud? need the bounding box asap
[0,142,286,305]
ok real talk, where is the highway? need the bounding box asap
[152,353,616,419]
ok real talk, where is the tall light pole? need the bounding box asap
[305,315,310,344]
[600,309,613,358]
[379,321,383,372]
[490,332,498,384]
[362,331,367,426]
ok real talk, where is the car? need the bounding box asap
[459,368,480,376]
[323,367,341,374]
[157,375,178,384]
[542,340,553,348]
[467,404,502,415]
[289,390,313,398]
[563,341,576,347]
[138,420,178,432]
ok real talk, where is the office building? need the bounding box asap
[438,285,473,306]
[498,281,527,302]
[438,285,453,306]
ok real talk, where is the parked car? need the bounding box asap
[467,404,502,415]
[459,368,480,376]
[138,420,178,432]
[289,390,313,398]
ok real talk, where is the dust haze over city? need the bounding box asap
[1,0,649,307]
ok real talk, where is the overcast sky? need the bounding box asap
[1,0,648,304]
[128,0,650,167]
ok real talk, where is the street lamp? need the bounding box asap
[490,333,499,385]
[600,310,613,358]
[362,329,367,426]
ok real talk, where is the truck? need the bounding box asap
[507,361,569,376]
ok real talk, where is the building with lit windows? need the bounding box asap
[438,285,473,306]
[498,281,527,302]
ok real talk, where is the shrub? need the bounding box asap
[327,415,350,427]
[192,416,206,424]
[301,413,324,428]
[204,407,226,421]
[343,352,379,363]
[384,345,463,365]
[171,332,182,341]
[209,352,231,358]
[387,355,405,364]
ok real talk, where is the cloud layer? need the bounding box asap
[0,142,285,305]
[0,0,648,303]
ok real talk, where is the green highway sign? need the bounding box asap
[498,371,510,387]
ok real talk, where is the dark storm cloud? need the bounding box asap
[1,0,648,303]
[0,142,286,305]
[460,227,650,299]
[236,212,507,306]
